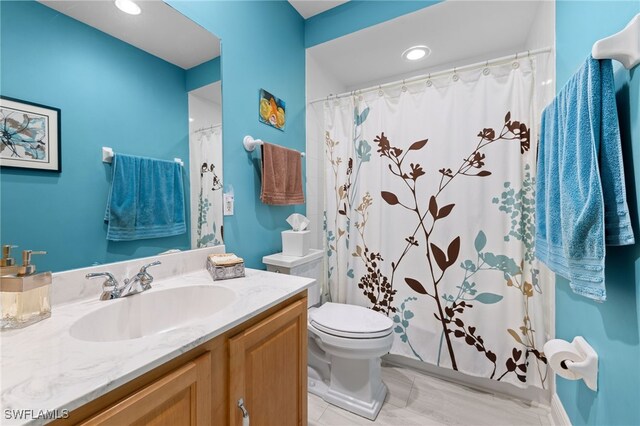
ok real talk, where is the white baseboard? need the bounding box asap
[550,393,572,426]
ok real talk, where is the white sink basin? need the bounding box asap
[69,285,235,342]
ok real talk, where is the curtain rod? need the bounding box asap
[308,47,552,105]
[192,124,221,134]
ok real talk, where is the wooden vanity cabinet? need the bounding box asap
[229,298,307,426]
[79,352,212,426]
[54,293,307,426]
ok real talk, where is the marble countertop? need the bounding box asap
[0,268,314,425]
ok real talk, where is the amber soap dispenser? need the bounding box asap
[0,250,52,330]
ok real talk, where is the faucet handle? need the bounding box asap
[139,260,161,274]
[86,272,120,300]
[86,271,117,285]
[138,261,161,290]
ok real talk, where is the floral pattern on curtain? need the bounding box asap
[190,126,223,248]
[323,60,549,389]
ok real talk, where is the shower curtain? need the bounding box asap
[321,59,550,389]
[189,125,223,248]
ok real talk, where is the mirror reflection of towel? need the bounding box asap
[260,142,304,205]
[105,154,186,241]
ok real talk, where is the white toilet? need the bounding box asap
[263,250,394,420]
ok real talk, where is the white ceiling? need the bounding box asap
[39,0,220,70]
[308,0,545,92]
[191,81,222,105]
[288,0,348,19]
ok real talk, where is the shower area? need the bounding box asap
[306,1,556,402]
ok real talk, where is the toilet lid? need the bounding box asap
[309,303,393,339]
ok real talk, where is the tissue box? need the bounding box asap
[282,230,310,257]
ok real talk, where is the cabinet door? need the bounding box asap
[229,299,307,426]
[80,352,211,426]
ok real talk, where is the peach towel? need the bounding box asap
[260,142,305,205]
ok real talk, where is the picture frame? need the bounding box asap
[258,89,285,131]
[0,96,61,172]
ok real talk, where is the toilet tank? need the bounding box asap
[262,249,324,306]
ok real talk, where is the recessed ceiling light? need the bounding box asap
[402,45,431,62]
[115,0,141,15]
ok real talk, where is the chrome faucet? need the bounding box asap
[85,272,121,300]
[85,261,161,300]
[120,261,161,297]
[139,260,161,289]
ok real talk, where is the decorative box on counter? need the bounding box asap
[206,253,245,281]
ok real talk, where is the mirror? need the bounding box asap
[0,0,223,272]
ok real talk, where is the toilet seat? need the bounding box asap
[309,302,393,339]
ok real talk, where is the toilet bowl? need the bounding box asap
[307,302,394,420]
[263,250,394,420]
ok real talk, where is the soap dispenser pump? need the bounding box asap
[17,250,46,276]
[0,245,19,275]
[0,250,52,330]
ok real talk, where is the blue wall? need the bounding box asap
[167,1,306,269]
[0,1,191,272]
[304,0,441,48]
[555,1,640,425]
[186,56,221,92]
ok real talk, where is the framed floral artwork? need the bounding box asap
[0,96,61,172]
[259,89,285,131]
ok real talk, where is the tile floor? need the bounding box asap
[308,365,552,426]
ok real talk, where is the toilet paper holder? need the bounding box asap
[544,336,598,391]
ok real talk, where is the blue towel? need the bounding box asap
[105,153,186,241]
[536,55,634,302]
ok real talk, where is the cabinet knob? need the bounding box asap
[237,398,250,426]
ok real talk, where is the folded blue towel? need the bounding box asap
[105,153,186,241]
[536,55,634,302]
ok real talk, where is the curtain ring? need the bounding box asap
[452,67,459,82]
[378,85,383,97]
[402,79,407,92]
[426,74,432,87]
[513,52,520,69]
[483,61,490,76]
[528,50,531,58]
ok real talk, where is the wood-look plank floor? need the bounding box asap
[308,366,552,426]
